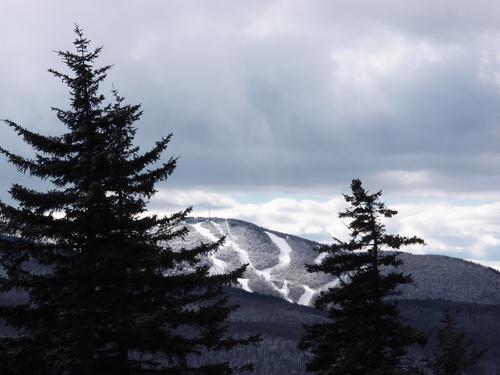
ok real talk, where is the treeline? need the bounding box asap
[0,28,487,374]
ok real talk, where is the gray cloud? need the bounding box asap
[1,0,500,197]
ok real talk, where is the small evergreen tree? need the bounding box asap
[299,179,427,374]
[428,311,483,375]
[0,26,257,374]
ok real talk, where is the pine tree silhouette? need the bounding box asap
[428,311,483,375]
[0,26,258,374]
[299,179,427,374]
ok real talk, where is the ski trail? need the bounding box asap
[192,222,219,242]
[314,252,328,265]
[195,220,297,302]
[224,220,294,300]
[238,278,252,293]
[192,222,228,275]
[276,280,292,302]
[211,257,227,274]
[255,231,293,301]
[258,231,293,279]
[320,278,340,291]
[212,221,225,235]
[297,279,338,306]
[298,284,316,306]
[265,231,292,268]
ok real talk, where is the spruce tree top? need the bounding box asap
[308,179,425,284]
[300,179,427,374]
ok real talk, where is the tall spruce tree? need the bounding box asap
[0,26,257,374]
[299,179,427,375]
[428,312,483,375]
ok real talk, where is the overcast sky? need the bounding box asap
[1,0,500,269]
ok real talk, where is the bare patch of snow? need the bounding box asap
[277,280,292,302]
[247,232,295,301]
[320,278,340,291]
[210,256,228,274]
[265,231,292,268]
[238,278,252,293]
[211,221,225,235]
[255,231,293,281]
[192,222,229,275]
[298,284,316,306]
[192,222,219,242]
[314,252,328,265]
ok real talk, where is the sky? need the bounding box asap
[1,0,500,270]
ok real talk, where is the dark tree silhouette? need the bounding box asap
[0,26,258,374]
[428,311,483,375]
[299,179,427,375]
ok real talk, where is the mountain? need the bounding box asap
[2,218,499,373]
[195,288,500,374]
[179,217,500,306]
[180,218,500,373]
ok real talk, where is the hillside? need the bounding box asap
[179,217,500,305]
[2,218,499,373]
[194,288,500,374]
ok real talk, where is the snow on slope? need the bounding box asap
[193,220,256,293]
[192,222,219,242]
[265,231,292,269]
[314,252,328,265]
[193,220,303,301]
[296,279,340,306]
[190,220,365,305]
[192,222,227,271]
[238,278,252,293]
[257,231,292,280]
[192,221,247,289]
[190,219,331,304]
[297,284,316,306]
[222,219,252,265]
[186,217,500,307]
[222,220,294,300]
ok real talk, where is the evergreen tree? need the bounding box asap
[0,26,257,374]
[299,179,427,375]
[428,311,483,375]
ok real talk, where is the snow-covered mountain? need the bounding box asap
[179,217,500,306]
[1,217,499,373]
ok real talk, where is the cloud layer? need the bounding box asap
[150,188,500,270]
[1,1,500,194]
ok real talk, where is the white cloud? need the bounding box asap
[151,189,500,265]
[150,189,347,242]
[154,190,237,209]
[391,201,500,259]
[330,31,442,87]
